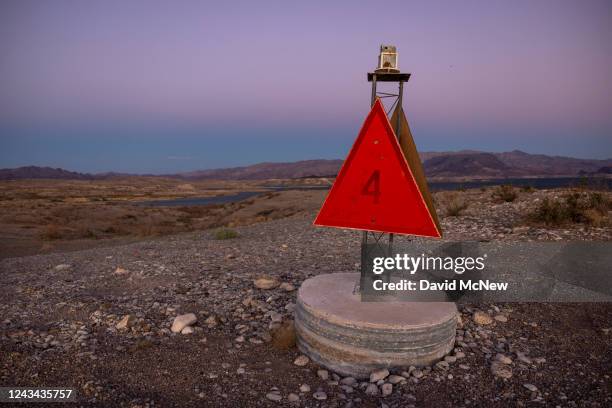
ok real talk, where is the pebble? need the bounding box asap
[312,391,327,400]
[204,315,218,327]
[495,353,513,365]
[266,392,282,402]
[299,384,310,393]
[340,385,354,394]
[115,314,135,330]
[279,282,295,292]
[387,375,405,384]
[317,369,329,380]
[269,311,282,323]
[293,355,309,366]
[254,276,279,290]
[381,383,393,397]
[181,326,194,335]
[287,393,299,402]
[494,314,508,322]
[369,368,389,383]
[171,313,197,333]
[54,264,71,271]
[516,351,532,364]
[340,377,356,386]
[473,311,493,325]
[490,361,512,379]
[435,361,449,371]
[365,383,379,396]
[523,383,538,392]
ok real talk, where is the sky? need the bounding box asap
[0,0,611,173]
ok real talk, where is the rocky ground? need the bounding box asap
[1,188,611,407]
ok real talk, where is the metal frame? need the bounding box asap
[361,72,409,259]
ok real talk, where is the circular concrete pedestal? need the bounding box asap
[295,273,457,379]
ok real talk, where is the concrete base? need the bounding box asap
[295,273,457,379]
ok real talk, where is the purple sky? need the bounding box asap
[1,0,611,173]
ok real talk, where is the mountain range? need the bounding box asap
[1,151,611,181]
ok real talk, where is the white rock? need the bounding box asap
[494,314,508,322]
[266,392,282,402]
[299,384,310,393]
[369,368,389,383]
[523,383,538,392]
[54,264,71,271]
[181,326,194,334]
[312,391,327,400]
[171,313,197,333]
[473,311,493,325]
[293,355,309,366]
[115,314,135,330]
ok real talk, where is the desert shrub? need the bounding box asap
[493,185,517,202]
[587,192,609,213]
[446,199,468,217]
[213,228,239,240]
[521,185,536,193]
[529,192,610,226]
[530,198,567,225]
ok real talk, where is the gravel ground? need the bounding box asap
[1,197,611,407]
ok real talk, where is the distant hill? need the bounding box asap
[0,166,95,180]
[177,159,343,180]
[2,151,611,181]
[174,150,612,180]
[422,152,517,178]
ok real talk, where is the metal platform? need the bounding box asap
[367,72,411,82]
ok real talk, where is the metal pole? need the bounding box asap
[389,80,404,251]
[396,81,404,141]
[362,74,378,246]
[370,74,377,107]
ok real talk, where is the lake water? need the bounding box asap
[138,177,610,207]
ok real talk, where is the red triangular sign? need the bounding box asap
[314,99,441,238]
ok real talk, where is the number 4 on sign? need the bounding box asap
[313,98,441,238]
[361,170,380,204]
